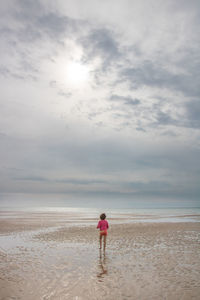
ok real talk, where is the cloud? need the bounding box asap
[0,0,200,206]
[185,99,200,129]
[136,127,146,132]
[119,58,200,98]
[154,111,177,126]
[14,176,48,182]
[13,175,106,186]
[0,0,88,85]
[80,28,121,69]
[14,0,76,38]
[7,0,86,46]
[110,94,140,106]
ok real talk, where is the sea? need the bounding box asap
[0,202,200,223]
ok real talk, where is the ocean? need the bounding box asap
[1,205,200,223]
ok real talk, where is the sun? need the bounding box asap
[65,61,89,86]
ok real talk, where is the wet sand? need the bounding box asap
[0,212,200,299]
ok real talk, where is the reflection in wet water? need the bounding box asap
[97,250,107,281]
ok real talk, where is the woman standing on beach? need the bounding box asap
[97,213,109,251]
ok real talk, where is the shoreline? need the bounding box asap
[0,212,200,299]
[0,210,200,234]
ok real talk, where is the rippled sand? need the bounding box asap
[0,212,200,299]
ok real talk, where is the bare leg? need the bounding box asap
[99,235,102,249]
[103,235,107,251]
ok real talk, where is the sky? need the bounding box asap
[0,0,200,208]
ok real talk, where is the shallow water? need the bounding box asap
[1,207,200,224]
[1,211,200,299]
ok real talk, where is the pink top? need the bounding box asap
[97,220,109,231]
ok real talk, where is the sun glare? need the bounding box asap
[65,62,89,86]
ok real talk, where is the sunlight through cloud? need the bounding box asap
[65,61,90,87]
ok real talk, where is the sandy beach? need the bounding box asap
[0,211,200,300]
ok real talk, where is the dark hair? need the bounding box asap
[100,213,106,220]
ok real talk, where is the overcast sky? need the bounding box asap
[0,0,200,207]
